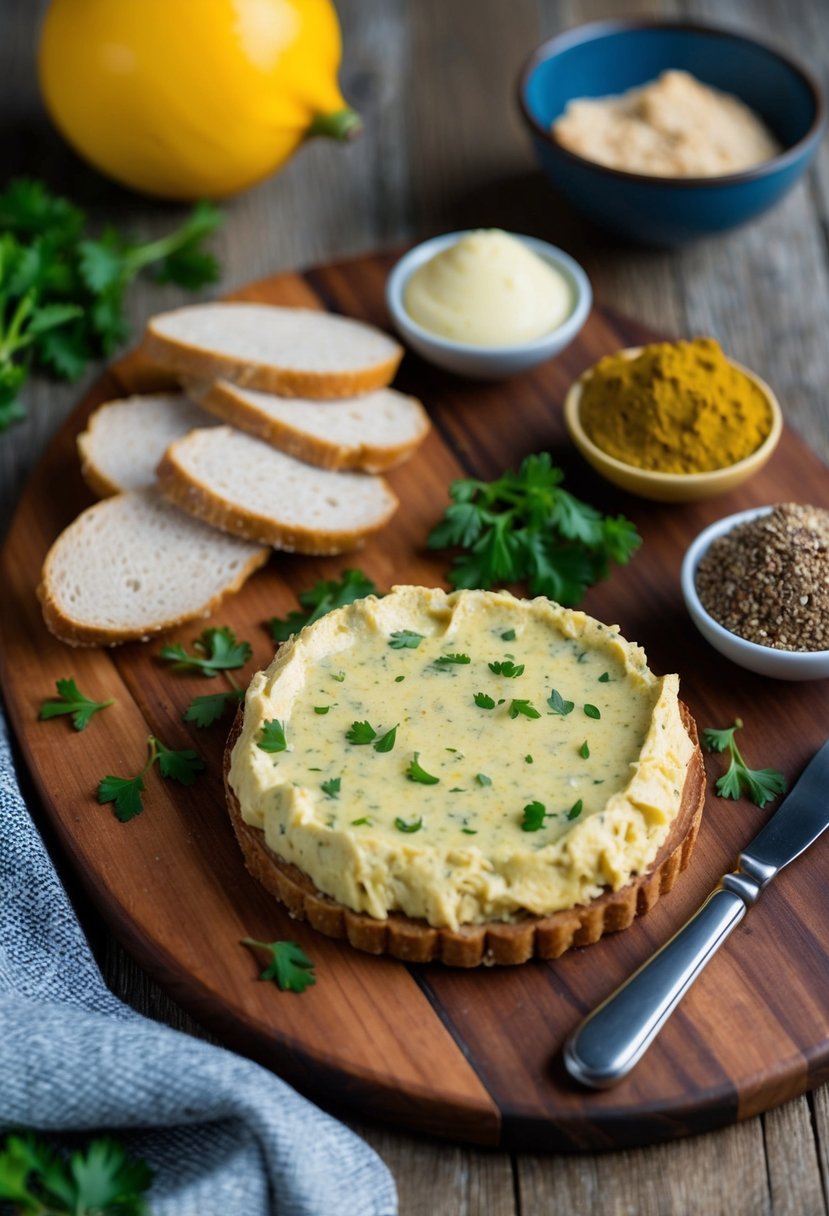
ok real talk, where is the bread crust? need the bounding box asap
[188,379,431,474]
[224,705,706,967]
[144,320,402,401]
[156,445,399,556]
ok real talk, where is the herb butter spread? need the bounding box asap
[229,587,693,930]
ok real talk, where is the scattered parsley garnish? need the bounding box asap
[703,719,788,808]
[473,692,496,709]
[241,938,316,993]
[267,569,379,641]
[461,828,478,835]
[314,706,331,714]
[501,629,517,641]
[0,1131,153,1215]
[509,699,541,720]
[598,672,610,683]
[476,773,492,786]
[160,626,251,675]
[567,799,584,820]
[389,629,424,650]
[258,719,288,753]
[521,801,548,831]
[38,677,114,731]
[395,816,423,833]
[433,653,471,668]
[426,452,641,605]
[321,777,341,799]
[351,816,372,826]
[525,754,533,764]
[374,724,398,753]
[406,753,440,785]
[346,720,377,745]
[579,740,590,759]
[183,688,244,728]
[394,675,406,683]
[548,688,574,716]
[488,659,524,678]
[332,671,346,682]
[97,734,204,822]
[584,704,601,720]
[0,181,222,432]
[449,786,466,793]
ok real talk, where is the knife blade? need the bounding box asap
[563,736,829,1090]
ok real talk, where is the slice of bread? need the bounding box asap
[38,489,269,647]
[144,303,403,399]
[156,426,399,555]
[186,379,430,472]
[77,393,214,497]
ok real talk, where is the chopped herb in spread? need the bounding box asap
[406,753,440,785]
[374,724,398,753]
[521,801,548,831]
[394,675,406,683]
[599,672,610,682]
[489,659,524,678]
[501,629,517,641]
[584,704,601,720]
[548,688,574,715]
[567,799,583,820]
[321,777,341,799]
[474,692,495,709]
[258,719,288,753]
[579,740,590,759]
[314,706,331,714]
[331,671,346,682]
[509,699,540,720]
[351,816,372,826]
[476,773,492,786]
[433,653,471,668]
[389,630,424,649]
[395,816,423,833]
[525,754,533,764]
[346,720,376,745]
[461,828,478,835]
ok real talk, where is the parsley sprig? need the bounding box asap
[97,735,205,821]
[38,677,113,731]
[427,452,641,605]
[703,719,788,809]
[0,1132,152,1215]
[160,626,251,728]
[0,179,222,431]
[241,938,316,993]
[267,569,378,642]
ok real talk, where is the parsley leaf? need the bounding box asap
[501,629,517,641]
[153,737,205,786]
[509,699,541,720]
[39,677,114,731]
[567,799,584,820]
[703,718,787,809]
[433,652,471,668]
[406,753,440,785]
[160,626,251,675]
[0,1131,153,1215]
[579,740,590,759]
[346,720,377,745]
[258,719,288,753]
[488,660,524,678]
[427,452,641,605]
[97,773,146,823]
[584,704,601,720]
[521,801,548,831]
[183,688,244,728]
[374,724,398,753]
[548,688,575,715]
[395,816,423,833]
[473,692,495,709]
[267,569,378,641]
[476,773,492,786]
[241,938,316,993]
[321,777,341,799]
[598,672,610,682]
[389,629,424,649]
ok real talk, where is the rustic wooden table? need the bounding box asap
[2,2,828,1213]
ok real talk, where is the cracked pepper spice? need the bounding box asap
[695,503,829,651]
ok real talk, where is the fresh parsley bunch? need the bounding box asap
[0,1132,152,1215]
[0,178,222,431]
[427,453,641,606]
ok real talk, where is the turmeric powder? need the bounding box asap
[578,337,772,474]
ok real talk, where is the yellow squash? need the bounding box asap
[38,0,361,200]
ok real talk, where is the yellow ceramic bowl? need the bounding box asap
[563,348,783,503]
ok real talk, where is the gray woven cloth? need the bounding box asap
[0,707,397,1216]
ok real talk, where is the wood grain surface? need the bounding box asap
[3,259,829,1153]
[2,0,829,1211]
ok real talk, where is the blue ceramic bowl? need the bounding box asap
[518,20,825,245]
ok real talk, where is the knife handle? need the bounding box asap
[563,862,773,1089]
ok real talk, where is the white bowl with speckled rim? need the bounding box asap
[681,505,829,681]
[385,231,592,378]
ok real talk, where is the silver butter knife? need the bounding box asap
[563,736,829,1089]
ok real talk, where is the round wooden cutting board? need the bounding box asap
[2,253,828,1152]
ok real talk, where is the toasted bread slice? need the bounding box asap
[77,392,214,498]
[144,303,403,399]
[156,426,399,555]
[223,706,705,967]
[38,489,269,647]
[187,379,430,472]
